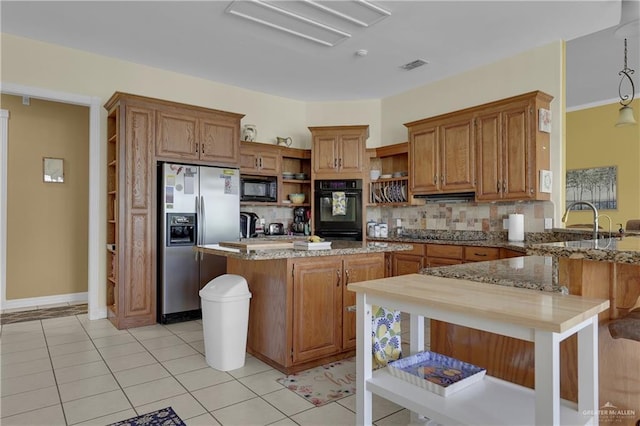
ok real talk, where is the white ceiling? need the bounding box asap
[1,1,638,107]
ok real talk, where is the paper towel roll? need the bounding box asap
[508,214,524,242]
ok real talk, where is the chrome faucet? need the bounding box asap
[562,201,599,240]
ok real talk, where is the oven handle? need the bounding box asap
[317,191,361,197]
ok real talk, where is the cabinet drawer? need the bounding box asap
[427,257,463,267]
[403,243,426,256]
[464,246,500,262]
[426,244,463,259]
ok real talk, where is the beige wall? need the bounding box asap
[566,100,640,228]
[2,94,89,299]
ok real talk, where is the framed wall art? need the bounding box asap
[566,166,617,210]
[43,157,64,183]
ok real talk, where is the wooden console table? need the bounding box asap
[348,274,609,425]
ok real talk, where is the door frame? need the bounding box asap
[0,83,103,320]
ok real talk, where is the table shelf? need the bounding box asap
[368,369,592,426]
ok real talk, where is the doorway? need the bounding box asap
[0,83,102,319]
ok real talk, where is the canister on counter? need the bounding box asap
[379,223,388,238]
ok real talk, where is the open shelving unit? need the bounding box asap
[280,147,311,207]
[106,108,119,319]
[368,142,421,207]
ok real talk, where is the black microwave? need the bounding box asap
[240,176,278,202]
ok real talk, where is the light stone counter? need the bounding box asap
[421,255,561,292]
[195,240,413,260]
[527,236,640,264]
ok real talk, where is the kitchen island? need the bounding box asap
[424,239,640,425]
[196,241,412,374]
[348,272,608,425]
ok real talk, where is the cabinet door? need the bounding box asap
[440,117,475,192]
[156,110,198,160]
[123,106,156,325]
[292,258,343,363]
[199,117,239,166]
[409,125,439,193]
[239,148,261,173]
[392,253,424,276]
[475,110,502,201]
[313,134,338,173]
[502,102,532,200]
[339,134,363,173]
[342,254,385,350]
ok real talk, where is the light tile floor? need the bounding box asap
[1,313,429,425]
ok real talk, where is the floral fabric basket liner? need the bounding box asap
[387,351,486,397]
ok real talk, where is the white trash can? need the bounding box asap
[199,274,252,371]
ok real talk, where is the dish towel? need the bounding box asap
[332,191,346,216]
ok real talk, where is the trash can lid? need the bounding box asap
[199,274,251,302]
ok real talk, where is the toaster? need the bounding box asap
[265,222,285,235]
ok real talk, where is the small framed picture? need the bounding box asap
[538,108,552,133]
[43,157,64,183]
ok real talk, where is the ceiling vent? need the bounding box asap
[400,59,428,71]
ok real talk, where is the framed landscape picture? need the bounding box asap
[566,166,617,210]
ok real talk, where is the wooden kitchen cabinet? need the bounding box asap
[292,257,343,363]
[341,255,387,349]
[293,254,385,363]
[392,243,426,276]
[105,92,244,329]
[155,104,243,167]
[426,244,464,267]
[310,125,368,179]
[228,252,384,374]
[407,113,475,195]
[464,246,500,262]
[239,141,281,175]
[475,91,552,201]
[104,94,157,329]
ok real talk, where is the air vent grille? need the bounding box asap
[400,59,428,71]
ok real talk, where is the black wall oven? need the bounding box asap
[314,179,363,241]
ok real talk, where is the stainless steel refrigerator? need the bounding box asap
[158,162,240,323]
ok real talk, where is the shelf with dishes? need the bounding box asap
[370,177,409,205]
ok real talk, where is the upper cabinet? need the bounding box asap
[156,105,243,167]
[310,125,368,179]
[475,91,552,201]
[407,113,475,195]
[239,141,281,176]
[405,90,552,201]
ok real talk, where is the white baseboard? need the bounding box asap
[2,292,88,310]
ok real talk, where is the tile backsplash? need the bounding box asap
[243,200,555,235]
[368,200,555,233]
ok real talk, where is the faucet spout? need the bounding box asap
[562,201,599,240]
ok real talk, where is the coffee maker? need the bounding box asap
[292,207,310,235]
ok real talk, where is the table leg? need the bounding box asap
[356,292,372,426]
[409,314,424,354]
[534,330,561,425]
[578,316,599,424]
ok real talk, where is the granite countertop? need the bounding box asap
[527,236,640,264]
[421,255,562,293]
[195,241,413,260]
[368,235,527,252]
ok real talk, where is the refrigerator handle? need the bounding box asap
[200,195,205,260]
[195,196,200,261]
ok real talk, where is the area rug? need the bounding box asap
[107,407,185,426]
[277,358,356,407]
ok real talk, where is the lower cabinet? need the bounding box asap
[227,252,384,374]
[292,254,385,363]
[392,243,425,275]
